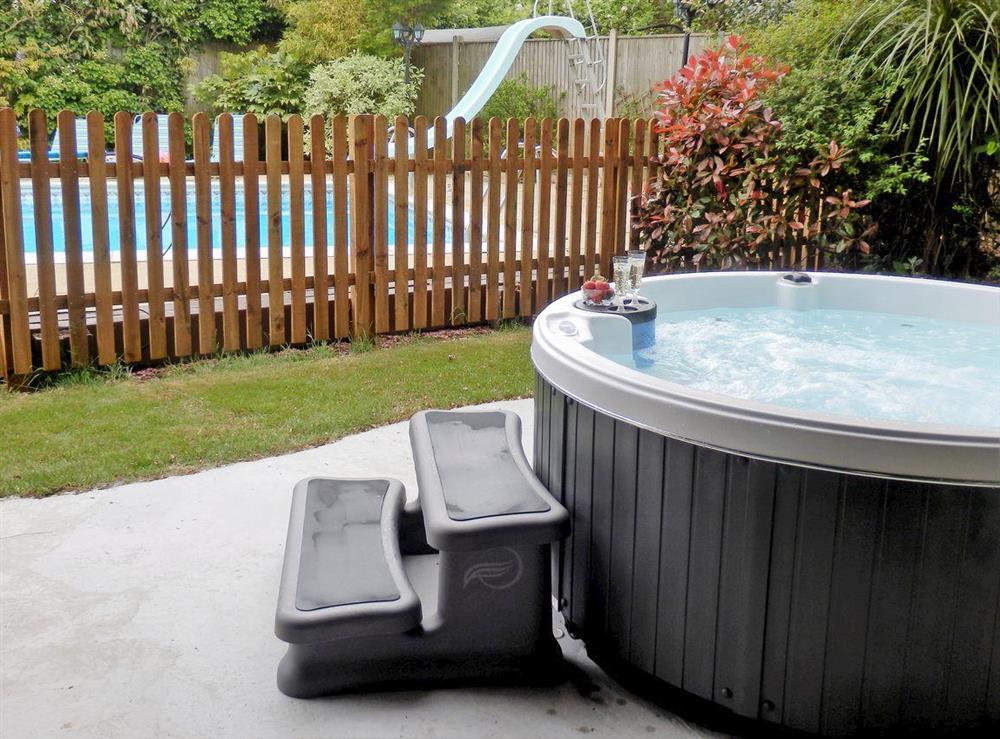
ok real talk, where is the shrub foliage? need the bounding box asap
[0,0,281,133]
[480,74,563,153]
[635,37,870,270]
[195,49,310,118]
[843,0,999,191]
[748,0,999,277]
[304,53,423,119]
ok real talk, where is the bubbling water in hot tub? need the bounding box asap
[607,305,1000,428]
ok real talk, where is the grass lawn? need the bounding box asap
[0,326,533,498]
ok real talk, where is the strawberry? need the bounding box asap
[583,273,610,303]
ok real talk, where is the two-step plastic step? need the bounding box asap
[274,409,570,697]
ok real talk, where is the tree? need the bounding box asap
[427,0,527,29]
[1,0,281,135]
[275,0,369,63]
[273,0,450,61]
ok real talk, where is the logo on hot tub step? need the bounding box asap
[463,547,523,590]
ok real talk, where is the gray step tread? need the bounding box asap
[410,410,569,551]
[296,479,399,609]
[275,477,421,644]
[425,411,551,521]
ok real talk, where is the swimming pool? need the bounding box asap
[17,178,444,261]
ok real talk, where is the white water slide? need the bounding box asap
[390,15,598,156]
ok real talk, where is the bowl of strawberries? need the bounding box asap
[582,273,613,305]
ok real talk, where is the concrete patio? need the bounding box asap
[1,399,723,739]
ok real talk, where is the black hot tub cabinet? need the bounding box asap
[531,273,1000,736]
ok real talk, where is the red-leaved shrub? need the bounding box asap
[635,36,871,270]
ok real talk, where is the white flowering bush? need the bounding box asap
[303,53,422,119]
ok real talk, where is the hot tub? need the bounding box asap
[531,272,1000,735]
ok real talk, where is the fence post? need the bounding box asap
[309,113,330,342]
[58,109,87,368]
[431,116,448,326]
[372,114,390,334]
[191,112,215,355]
[393,114,411,331]
[598,118,619,275]
[450,117,467,325]
[614,117,631,256]
[265,114,286,346]
[29,109,61,371]
[604,29,618,118]
[87,112,117,365]
[349,115,376,338]
[243,113,264,349]
[0,108,31,376]
[167,112,193,358]
[287,114,308,344]
[450,35,463,109]
[0,161,11,383]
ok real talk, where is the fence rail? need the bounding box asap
[0,109,818,380]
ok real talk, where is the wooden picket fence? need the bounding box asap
[0,108,818,380]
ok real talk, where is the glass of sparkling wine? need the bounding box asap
[612,256,631,305]
[628,250,646,298]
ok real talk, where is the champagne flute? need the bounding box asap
[628,250,645,299]
[612,255,631,306]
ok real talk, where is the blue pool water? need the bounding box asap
[609,306,1000,428]
[17,179,443,257]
